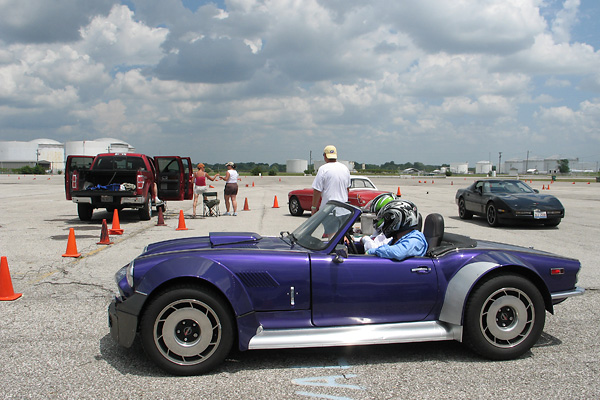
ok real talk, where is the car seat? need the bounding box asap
[423,213,444,249]
[203,192,220,217]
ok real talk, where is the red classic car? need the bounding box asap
[288,176,391,216]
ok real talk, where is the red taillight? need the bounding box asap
[137,174,145,191]
[550,268,564,275]
[71,172,78,189]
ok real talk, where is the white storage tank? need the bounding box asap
[286,159,308,174]
[450,162,469,174]
[65,138,135,157]
[31,139,65,173]
[476,161,492,174]
[0,141,37,161]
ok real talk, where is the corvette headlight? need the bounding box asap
[126,261,135,288]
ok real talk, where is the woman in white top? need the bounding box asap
[220,161,239,215]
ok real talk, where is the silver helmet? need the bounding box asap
[375,200,420,238]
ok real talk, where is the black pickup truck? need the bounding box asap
[65,153,193,221]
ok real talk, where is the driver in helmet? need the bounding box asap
[361,193,396,251]
[366,200,428,261]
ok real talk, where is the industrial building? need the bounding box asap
[0,138,135,173]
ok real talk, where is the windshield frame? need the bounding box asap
[291,201,360,252]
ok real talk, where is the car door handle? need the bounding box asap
[411,266,431,274]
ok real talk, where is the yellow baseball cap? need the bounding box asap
[323,145,337,159]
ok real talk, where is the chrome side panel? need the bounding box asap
[438,261,498,329]
[248,321,462,350]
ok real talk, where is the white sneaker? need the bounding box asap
[223,212,231,216]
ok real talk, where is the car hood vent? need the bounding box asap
[236,271,279,287]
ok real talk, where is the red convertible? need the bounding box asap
[288,176,391,216]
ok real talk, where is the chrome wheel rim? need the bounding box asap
[479,287,534,348]
[459,199,466,218]
[153,299,221,366]
[290,198,300,214]
[487,205,497,225]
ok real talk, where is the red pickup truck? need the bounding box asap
[65,153,193,221]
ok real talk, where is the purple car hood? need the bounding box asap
[142,232,291,256]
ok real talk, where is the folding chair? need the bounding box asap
[203,192,220,217]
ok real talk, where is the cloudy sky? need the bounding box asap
[1,0,599,167]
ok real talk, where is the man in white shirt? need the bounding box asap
[311,145,351,214]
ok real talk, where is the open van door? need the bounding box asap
[181,157,194,200]
[65,155,95,200]
[155,156,187,201]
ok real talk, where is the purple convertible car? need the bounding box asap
[108,201,583,375]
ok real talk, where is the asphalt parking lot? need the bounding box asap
[0,174,598,399]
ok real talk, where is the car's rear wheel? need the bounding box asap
[140,285,234,375]
[458,198,473,220]
[289,196,304,216]
[77,203,93,221]
[486,202,500,227]
[139,196,152,220]
[463,274,545,360]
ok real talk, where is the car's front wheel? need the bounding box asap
[140,285,234,375]
[289,196,304,216]
[486,202,500,227]
[458,198,473,220]
[463,274,545,360]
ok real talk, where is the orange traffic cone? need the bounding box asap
[62,228,81,258]
[451,181,454,185]
[542,185,546,190]
[243,198,250,211]
[252,182,255,187]
[156,206,166,226]
[109,209,123,235]
[0,256,22,301]
[176,210,188,231]
[97,219,113,245]
[273,195,280,208]
[396,187,402,197]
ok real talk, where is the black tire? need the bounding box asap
[140,285,234,375]
[289,196,304,216]
[486,202,500,227]
[77,203,93,221]
[458,198,473,220]
[139,196,152,221]
[463,274,546,360]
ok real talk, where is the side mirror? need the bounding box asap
[333,244,348,263]
[533,189,539,193]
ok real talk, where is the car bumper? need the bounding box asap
[551,286,585,302]
[498,209,564,221]
[107,292,147,348]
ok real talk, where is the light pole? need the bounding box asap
[498,152,502,175]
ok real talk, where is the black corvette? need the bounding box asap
[455,179,564,227]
